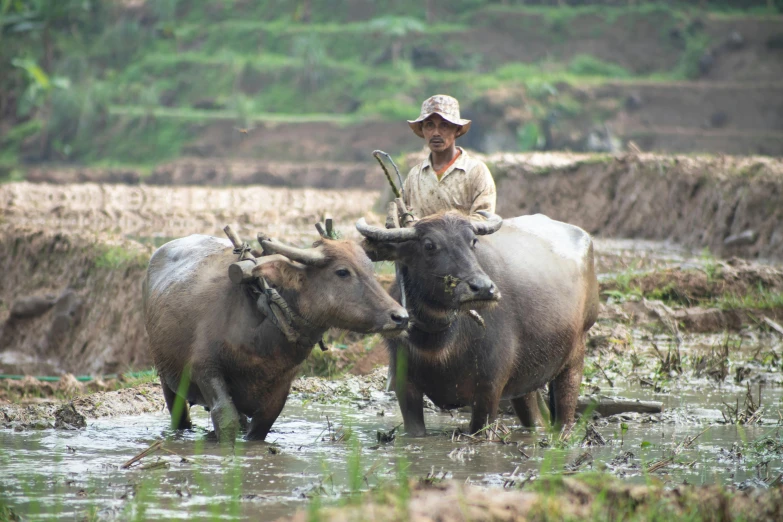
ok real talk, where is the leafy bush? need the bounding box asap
[567,54,631,78]
[359,98,419,120]
[674,34,711,80]
[517,122,543,151]
[94,245,148,270]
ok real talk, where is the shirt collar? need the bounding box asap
[422,147,468,173]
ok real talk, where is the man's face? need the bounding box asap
[421,114,460,153]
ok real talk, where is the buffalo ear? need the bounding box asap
[360,239,399,262]
[255,258,307,290]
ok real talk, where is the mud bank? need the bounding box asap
[0,228,152,375]
[0,369,390,430]
[483,152,783,261]
[0,382,163,430]
[0,182,380,240]
[286,476,783,522]
[26,159,388,190]
[15,152,783,265]
[2,220,782,375]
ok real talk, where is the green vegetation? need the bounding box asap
[300,332,383,378]
[118,369,159,389]
[567,54,632,79]
[0,500,19,522]
[717,285,783,311]
[600,264,783,321]
[2,0,775,169]
[94,244,149,270]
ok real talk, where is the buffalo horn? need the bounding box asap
[258,237,327,267]
[471,211,503,236]
[356,218,418,242]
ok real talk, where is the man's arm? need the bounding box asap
[468,162,497,219]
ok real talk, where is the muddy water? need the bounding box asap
[2,379,783,521]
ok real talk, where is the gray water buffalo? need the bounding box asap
[357,211,599,435]
[143,232,408,442]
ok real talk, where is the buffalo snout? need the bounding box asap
[384,307,409,333]
[391,309,409,327]
[459,274,501,306]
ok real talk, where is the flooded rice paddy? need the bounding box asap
[2,362,783,520]
[2,225,782,519]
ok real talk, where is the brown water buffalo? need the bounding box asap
[143,232,408,442]
[357,211,599,435]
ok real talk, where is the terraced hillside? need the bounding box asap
[1,0,781,181]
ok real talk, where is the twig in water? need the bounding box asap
[565,451,594,473]
[516,443,530,459]
[646,456,674,474]
[678,426,711,450]
[139,460,169,471]
[121,441,163,469]
[646,427,710,474]
[594,362,614,388]
[160,446,191,463]
[503,466,521,488]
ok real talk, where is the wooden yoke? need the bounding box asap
[315,214,336,240]
[396,198,416,228]
[229,255,291,285]
[224,224,328,352]
[225,225,259,284]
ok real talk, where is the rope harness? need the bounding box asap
[227,230,327,351]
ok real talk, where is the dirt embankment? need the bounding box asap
[0,184,383,375]
[485,152,783,261]
[0,382,163,430]
[18,152,783,263]
[0,182,381,241]
[0,229,152,376]
[285,476,783,522]
[2,164,782,376]
[26,158,390,189]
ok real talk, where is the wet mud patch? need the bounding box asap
[2,356,783,520]
[0,227,153,375]
[291,367,392,407]
[0,382,163,430]
[601,257,783,305]
[0,371,152,405]
[597,248,783,334]
[287,475,783,522]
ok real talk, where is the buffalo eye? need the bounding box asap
[423,240,436,252]
[471,238,478,249]
[335,268,351,278]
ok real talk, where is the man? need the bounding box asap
[404,94,496,219]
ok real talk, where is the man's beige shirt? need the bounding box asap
[403,147,497,219]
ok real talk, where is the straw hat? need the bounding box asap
[407,94,472,138]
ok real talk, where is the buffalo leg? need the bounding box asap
[511,392,543,428]
[246,393,288,441]
[397,378,426,437]
[469,384,501,435]
[550,361,584,429]
[196,376,240,443]
[391,346,426,437]
[161,377,192,430]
